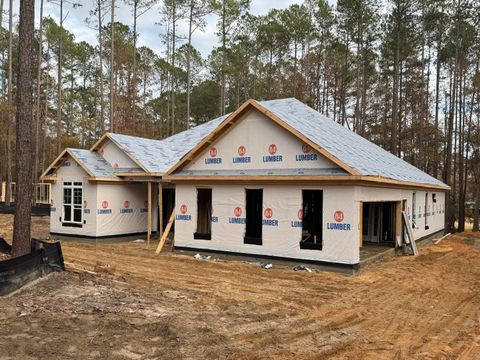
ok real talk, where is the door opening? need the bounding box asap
[194,188,212,240]
[244,189,263,245]
[300,190,323,250]
[161,188,175,232]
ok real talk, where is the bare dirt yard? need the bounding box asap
[1,214,480,359]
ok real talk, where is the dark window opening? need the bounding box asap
[244,189,263,245]
[194,188,212,240]
[300,190,323,250]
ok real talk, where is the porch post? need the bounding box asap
[395,201,403,247]
[158,182,163,239]
[147,181,152,247]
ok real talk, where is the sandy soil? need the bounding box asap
[1,214,480,359]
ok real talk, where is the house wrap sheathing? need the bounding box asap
[42,98,448,267]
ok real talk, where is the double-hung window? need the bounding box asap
[63,181,83,227]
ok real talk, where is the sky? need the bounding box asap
[13,0,305,58]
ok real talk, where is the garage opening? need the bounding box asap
[244,189,263,245]
[362,202,396,245]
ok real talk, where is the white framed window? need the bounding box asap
[62,181,83,227]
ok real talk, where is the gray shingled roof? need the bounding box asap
[62,98,445,188]
[258,98,447,188]
[68,148,116,178]
[107,114,229,173]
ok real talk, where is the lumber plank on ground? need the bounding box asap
[434,233,451,245]
[155,209,175,254]
[402,211,419,256]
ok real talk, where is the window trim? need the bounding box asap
[62,181,83,227]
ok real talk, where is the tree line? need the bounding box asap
[0,0,479,233]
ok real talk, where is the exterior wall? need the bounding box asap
[174,184,359,265]
[354,186,445,242]
[99,141,138,169]
[174,184,446,265]
[50,156,158,237]
[50,156,97,236]
[95,183,158,237]
[185,110,338,171]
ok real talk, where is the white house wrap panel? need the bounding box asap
[95,183,158,237]
[99,141,139,170]
[175,184,445,265]
[50,156,97,236]
[175,184,358,264]
[185,110,339,172]
[49,155,157,237]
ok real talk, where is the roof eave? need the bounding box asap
[164,173,449,190]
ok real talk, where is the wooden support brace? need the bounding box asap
[158,183,163,240]
[402,211,419,256]
[156,209,175,254]
[147,182,152,248]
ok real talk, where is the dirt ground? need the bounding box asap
[1,214,480,359]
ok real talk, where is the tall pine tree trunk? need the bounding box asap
[98,0,105,134]
[171,0,176,134]
[5,0,13,207]
[0,0,4,204]
[433,25,443,179]
[186,0,193,129]
[12,0,35,256]
[220,0,226,115]
[458,67,466,232]
[34,0,44,186]
[131,0,138,130]
[109,0,115,131]
[56,0,63,155]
